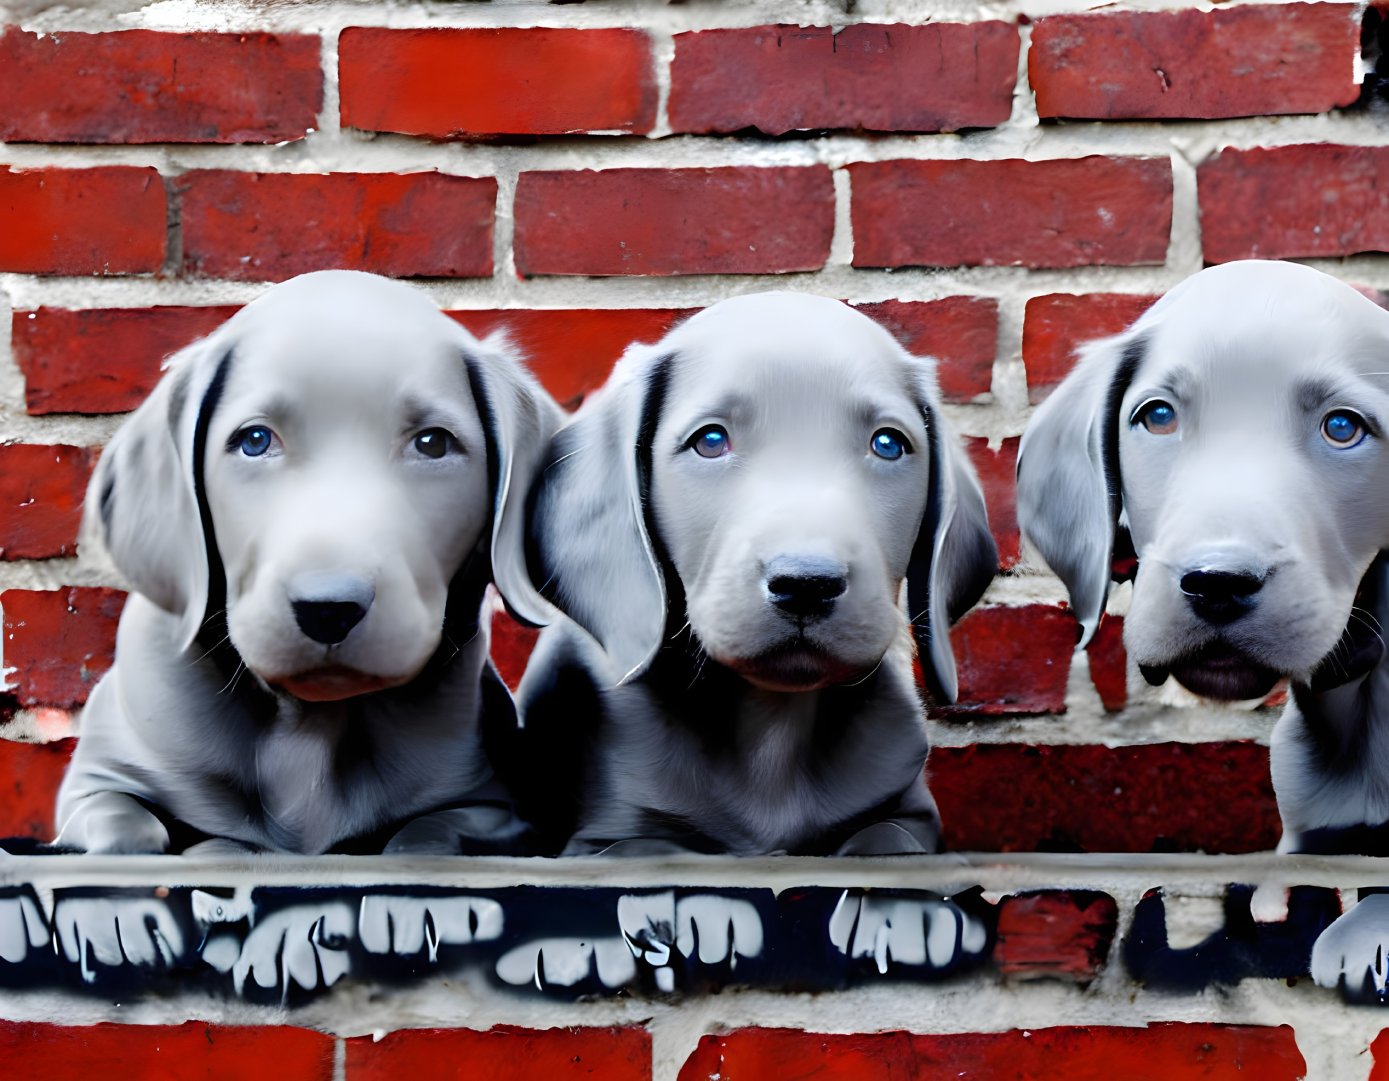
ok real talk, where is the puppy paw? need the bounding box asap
[836,820,932,856]
[384,805,526,855]
[1311,894,1389,1000]
[56,795,170,855]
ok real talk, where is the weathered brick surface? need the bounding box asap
[963,437,1020,571]
[850,157,1172,270]
[176,170,496,280]
[345,1026,651,1081]
[942,604,1077,715]
[994,890,1120,983]
[1,587,125,709]
[678,1025,1306,1080]
[852,297,997,403]
[0,738,75,840]
[0,167,165,275]
[1022,293,1159,404]
[0,28,321,143]
[0,1022,334,1079]
[1031,4,1361,120]
[14,305,240,415]
[1370,1028,1389,1080]
[0,444,99,560]
[340,28,656,137]
[513,167,835,277]
[930,742,1281,853]
[669,22,1018,134]
[1198,144,1389,262]
[1085,614,1128,713]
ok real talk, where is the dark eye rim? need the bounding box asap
[1321,408,1370,448]
[685,424,731,457]
[870,427,913,458]
[1130,397,1179,434]
[413,427,462,459]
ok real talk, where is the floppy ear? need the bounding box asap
[84,335,232,651]
[461,337,564,627]
[1016,330,1146,646]
[526,348,670,683]
[906,370,998,706]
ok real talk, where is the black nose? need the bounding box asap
[1179,568,1265,625]
[289,573,375,645]
[765,556,848,619]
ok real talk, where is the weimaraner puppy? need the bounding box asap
[510,293,997,856]
[1017,260,1389,994]
[55,270,559,855]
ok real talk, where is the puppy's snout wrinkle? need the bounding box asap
[1179,562,1267,625]
[765,555,849,619]
[289,573,376,645]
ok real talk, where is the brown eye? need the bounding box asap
[1322,410,1367,448]
[1134,399,1178,435]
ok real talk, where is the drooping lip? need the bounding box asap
[1143,641,1282,702]
[271,666,403,702]
[722,639,867,693]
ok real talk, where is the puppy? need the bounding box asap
[55,271,559,855]
[512,293,997,856]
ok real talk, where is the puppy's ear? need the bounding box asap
[1016,329,1145,646]
[526,348,670,683]
[85,335,232,650]
[906,374,997,705]
[461,339,564,627]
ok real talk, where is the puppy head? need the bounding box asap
[88,270,557,701]
[1018,260,1389,699]
[528,292,996,702]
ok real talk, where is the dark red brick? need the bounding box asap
[851,157,1172,270]
[0,444,99,560]
[340,28,655,137]
[0,1021,333,1079]
[176,170,496,280]
[1370,1029,1389,1080]
[1022,293,1158,404]
[0,166,165,275]
[669,22,1018,135]
[345,1026,651,1081]
[995,890,1119,984]
[963,437,1019,571]
[1199,144,1389,262]
[0,28,321,143]
[940,604,1076,715]
[2,587,124,709]
[851,297,997,403]
[930,742,1280,853]
[1086,614,1128,712]
[14,305,239,416]
[1031,5,1361,120]
[514,166,834,277]
[450,308,691,410]
[0,738,74,840]
[678,1025,1305,1080]
[490,611,540,694]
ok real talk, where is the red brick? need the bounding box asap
[0,29,321,144]
[514,167,834,277]
[669,22,1018,135]
[490,611,540,694]
[0,1021,333,1079]
[994,890,1119,984]
[2,587,124,709]
[1198,144,1389,262]
[1022,293,1158,404]
[340,28,655,137]
[851,157,1172,270]
[1370,1029,1389,1080]
[450,308,691,410]
[963,437,1019,571]
[0,444,98,560]
[930,742,1280,853]
[14,305,240,416]
[940,604,1076,715]
[851,297,997,403]
[0,738,74,839]
[1031,4,1360,120]
[345,1026,651,1081]
[176,170,495,280]
[678,1025,1305,1080]
[1086,614,1128,712]
[0,166,165,275]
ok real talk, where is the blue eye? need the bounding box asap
[414,428,454,459]
[871,429,909,460]
[690,425,730,458]
[234,426,275,457]
[1323,410,1367,448]
[1134,399,1178,435]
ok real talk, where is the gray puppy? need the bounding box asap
[511,293,996,856]
[56,271,559,855]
